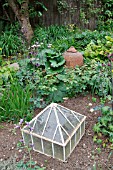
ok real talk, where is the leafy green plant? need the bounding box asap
[17,57,113,108]
[0,81,33,122]
[0,65,17,86]
[32,25,70,44]
[0,30,24,57]
[42,49,65,73]
[92,97,97,103]
[84,36,113,60]
[74,30,112,51]
[17,160,46,170]
[93,106,113,143]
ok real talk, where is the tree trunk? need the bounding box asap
[7,0,33,45]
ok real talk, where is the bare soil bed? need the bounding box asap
[0,94,113,170]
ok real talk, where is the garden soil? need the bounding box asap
[0,94,113,170]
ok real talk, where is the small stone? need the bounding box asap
[18,149,22,152]
[90,108,94,112]
[83,143,87,149]
[63,97,69,100]
[88,103,92,106]
[41,164,44,167]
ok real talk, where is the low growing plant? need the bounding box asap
[93,106,113,144]
[38,49,65,74]
[0,65,17,86]
[0,30,24,57]
[84,36,113,60]
[0,81,33,122]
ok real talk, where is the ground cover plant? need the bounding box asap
[0,24,113,169]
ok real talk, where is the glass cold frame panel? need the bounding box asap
[81,121,85,136]
[54,128,62,143]
[43,109,57,140]
[43,140,52,156]
[75,114,84,121]
[33,136,42,152]
[56,108,74,135]
[54,143,63,160]
[65,141,70,159]
[61,128,68,142]
[58,106,80,127]
[33,108,50,135]
[22,132,31,146]
[71,134,75,150]
[76,127,80,143]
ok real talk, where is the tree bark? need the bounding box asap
[7,0,33,45]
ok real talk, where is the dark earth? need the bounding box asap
[0,94,113,170]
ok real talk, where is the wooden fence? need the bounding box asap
[37,0,102,30]
[0,0,102,30]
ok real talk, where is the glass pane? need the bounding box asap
[22,132,31,146]
[65,141,70,159]
[60,108,80,127]
[71,134,75,150]
[81,121,85,136]
[76,127,80,143]
[56,108,74,135]
[75,113,84,121]
[61,128,68,142]
[33,108,50,135]
[43,109,57,139]
[43,140,52,156]
[54,127,62,143]
[33,136,42,152]
[54,144,63,160]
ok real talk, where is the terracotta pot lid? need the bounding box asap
[67,46,77,53]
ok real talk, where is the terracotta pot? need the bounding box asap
[63,46,83,68]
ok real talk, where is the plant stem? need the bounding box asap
[27,146,32,168]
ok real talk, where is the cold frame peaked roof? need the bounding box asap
[24,103,85,145]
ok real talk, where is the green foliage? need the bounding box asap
[0,81,33,122]
[33,25,71,45]
[0,65,17,86]
[52,36,75,53]
[29,1,47,18]
[0,156,19,170]
[74,60,112,97]
[33,26,113,54]
[0,25,112,117]
[84,36,113,60]
[16,57,112,109]
[39,49,65,73]
[93,106,113,143]
[0,30,24,57]
[74,30,112,51]
[90,63,112,97]
[16,160,46,170]
[97,0,113,31]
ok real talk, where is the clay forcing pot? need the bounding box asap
[63,46,83,68]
